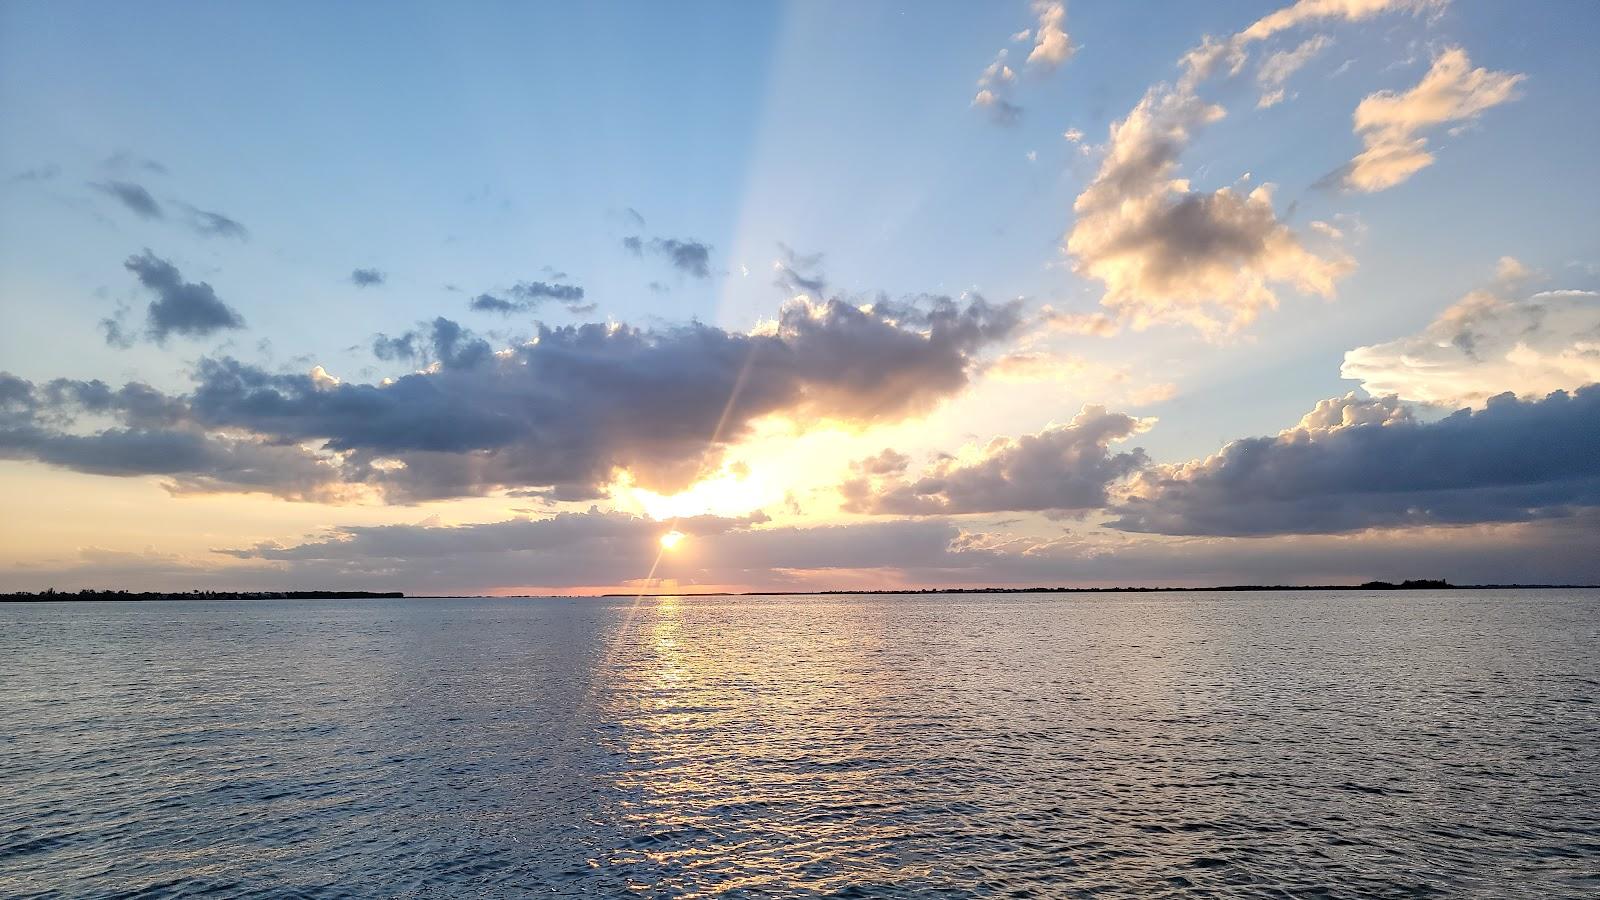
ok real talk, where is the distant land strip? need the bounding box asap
[592,580,1600,598]
[0,590,404,603]
[6,580,1600,602]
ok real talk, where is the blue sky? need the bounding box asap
[2,0,1598,592]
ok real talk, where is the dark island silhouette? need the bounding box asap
[8,579,1598,602]
[0,589,404,603]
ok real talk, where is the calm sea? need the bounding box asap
[2,591,1596,897]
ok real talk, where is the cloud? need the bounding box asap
[1335,47,1523,192]
[182,205,249,240]
[13,508,1595,594]
[1238,0,1438,45]
[972,92,1022,127]
[1061,0,1443,334]
[1038,306,1120,336]
[773,244,827,297]
[87,174,248,239]
[1110,386,1600,536]
[1342,275,1600,407]
[0,373,340,500]
[623,235,712,278]
[972,50,1021,125]
[350,268,386,287]
[986,350,1086,383]
[468,294,518,314]
[26,294,1019,502]
[971,2,1073,125]
[1026,1,1074,68]
[1065,39,1351,336]
[1256,35,1332,107]
[92,181,163,219]
[370,317,492,371]
[9,164,61,183]
[163,505,1600,595]
[841,406,1150,516]
[210,510,991,592]
[510,280,585,303]
[470,280,588,314]
[104,151,169,176]
[113,250,246,344]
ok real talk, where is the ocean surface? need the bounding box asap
[2,590,1597,898]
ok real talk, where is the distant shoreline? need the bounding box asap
[0,590,404,603]
[4,581,1599,602]
[593,582,1600,598]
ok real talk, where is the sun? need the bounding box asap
[658,530,686,551]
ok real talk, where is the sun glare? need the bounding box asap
[659,530,686,551]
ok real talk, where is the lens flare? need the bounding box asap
[659,530,686,551]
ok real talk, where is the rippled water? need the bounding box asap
[2,591,1597,897]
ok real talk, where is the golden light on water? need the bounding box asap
[658,530,686,551]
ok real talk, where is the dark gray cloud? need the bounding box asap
[980,97,1023,126]
[370,317,492,371]
[36,378,186,428]
[774,244,827,296]
[624,235,713,278]
[88,172,247,239]
[195,507,1600,595]
[113,250,246,343]
[0,373,337,500]
[350,268,386,287]
[14,510,1598,594]
[469,280,587,314]
[371,331,419,362]
[104,152,169,176]
[469,293,518,314]
[92,181,163,219]
[205,295,1017,500]
[15,293,1020,503]
[9,164,60,183]
[183,205,249,241]
[842,407,1150,516]
[1110,387,1600,536]
[511,280,584,303]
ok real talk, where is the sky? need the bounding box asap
[1,0,1597,594]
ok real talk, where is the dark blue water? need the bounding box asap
[2,591,1597,897]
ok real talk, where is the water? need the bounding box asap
[2,591,1597,898]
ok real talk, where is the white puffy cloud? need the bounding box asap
[972,50,1021,125]
[1026,1,1074,68]
[1342,274,1600,406]
[1062,0,1453,335]
[972,2,1074,124]
[1064,27,1358,336]
[1067,81,1351,336]
[1339,47,1523,191]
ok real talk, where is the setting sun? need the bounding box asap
[658,530,686,551]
